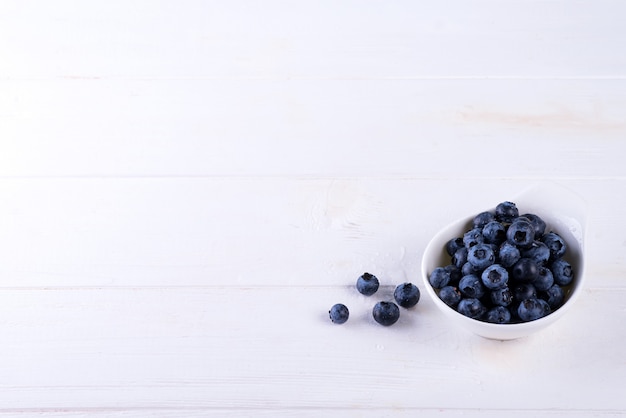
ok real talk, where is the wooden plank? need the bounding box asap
[0,286,622,411]
[1,1,625,79]
[1,79,625,178]
[0,177,621,288]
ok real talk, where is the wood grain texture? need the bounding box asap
[1,0,625,416]
[0,286,623,411]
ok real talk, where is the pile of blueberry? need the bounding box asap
[329,273,421,326]
[428,201,574,324]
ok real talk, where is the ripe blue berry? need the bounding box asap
[486,306,512,324]
[513,282,538,302]
[498,241,521,268]
[457,298,486,319]
[429,266,452,289]
[533,267,554,292]
[372,301,400,326]
[490,286,513,306]
[517,298,551,322]
[522,213,546,238]
[506,218,535,248]
[482,220,506,245]
[542,231,567,260]
[446,237,465,257]
[463,228,484,248]
[467,243,496,270]
[522,241,551,266]
[439,286,462,307]
[550,259,574,286]
[481,264,509,290]
[356,272,380,296]
[459,274,486,299]
[511,257,539,283]
[473,211,495,228]
[393,283,421,308]
[542,284,565,309]
[329,304,349,324]
[495,201,519,223]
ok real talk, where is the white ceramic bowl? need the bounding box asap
[421,183,587,340]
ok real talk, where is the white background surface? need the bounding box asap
[1,1,625,416]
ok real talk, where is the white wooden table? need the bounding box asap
[1,1,625,416]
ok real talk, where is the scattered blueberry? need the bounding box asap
[394,282,421,308]
[372,301,400,326]
[356,272,380,296]
[329,303,349,324]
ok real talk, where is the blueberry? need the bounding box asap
[451,247,468,268]
[461,261,479,276]
[550,259,574,286]
[490,286,513,306]
[329,303,349,324]
[463,228,484,248]
[481,264,509,290]
[499,241,521,268]
[459,274,486,299]
[541,284,565,309]
[533,267,555,292]
[482,220,506,245]
[446,237,465,257]
[467,243,496,270]
[517,298,551,322]
[486,306,512,324]
[429,267,451,289]
[372,301,400,326]
[394,282,421,308]
[511,258,539,283]
[522,213,546,238]
[356,272,380,296]
[506,218,535,248]
[473,211,495,229]
[457,298,486,319]
[495,201,519,223]
[439,286,462,307]
[513,282,538,302]
[444,264,462,286]
[542,231,567,260]
[522,241,551,266]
